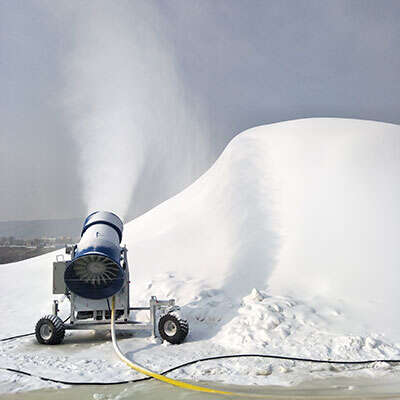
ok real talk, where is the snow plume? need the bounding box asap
[62,2,208,220]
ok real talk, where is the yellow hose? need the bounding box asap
[110,296,270,397]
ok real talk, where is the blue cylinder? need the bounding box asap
[64,211,125,299]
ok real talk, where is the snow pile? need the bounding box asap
[215,289,399,359]
[1,118,400,393]
[126,117,400,333]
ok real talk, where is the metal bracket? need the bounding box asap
[149,296,177,337]
[52,300,59,316]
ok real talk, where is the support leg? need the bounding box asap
[150,296,157,338]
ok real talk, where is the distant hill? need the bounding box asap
[0,246,59,264]
[0,218,83,240]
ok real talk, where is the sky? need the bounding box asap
[1,0,400,222]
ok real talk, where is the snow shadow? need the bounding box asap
[219,141,280,302]
[187,143,281,341]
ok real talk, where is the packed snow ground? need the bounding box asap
[1,118,400,394]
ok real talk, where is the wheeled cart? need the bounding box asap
[35,211,189,345]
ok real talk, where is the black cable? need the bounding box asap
[106,298,111,313]
[2,322,400,386]
[1,351,400,386]
[160,353,400,373]
[0,332,35,342]
[0,367,151,385]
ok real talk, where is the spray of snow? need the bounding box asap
[63,2,209,219]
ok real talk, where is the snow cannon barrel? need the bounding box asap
[64,211,125,300]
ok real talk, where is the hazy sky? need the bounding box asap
[1,0,400,222]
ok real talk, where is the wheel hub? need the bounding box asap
[164,320,177,336]
[39,324,53,340]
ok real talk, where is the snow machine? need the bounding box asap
[35,211,188,345]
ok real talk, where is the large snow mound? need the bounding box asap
[1,118,400,393]
[125,118,400,331]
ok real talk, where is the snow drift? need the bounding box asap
[1,118,400,393]
[125,118,400,332]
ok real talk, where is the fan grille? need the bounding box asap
[73,254,120,286]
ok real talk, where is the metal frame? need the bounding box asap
[53,245,179,338]
[59,297,177,337]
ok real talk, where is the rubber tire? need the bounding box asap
[35,315,65,345]
[158,314,189,344]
